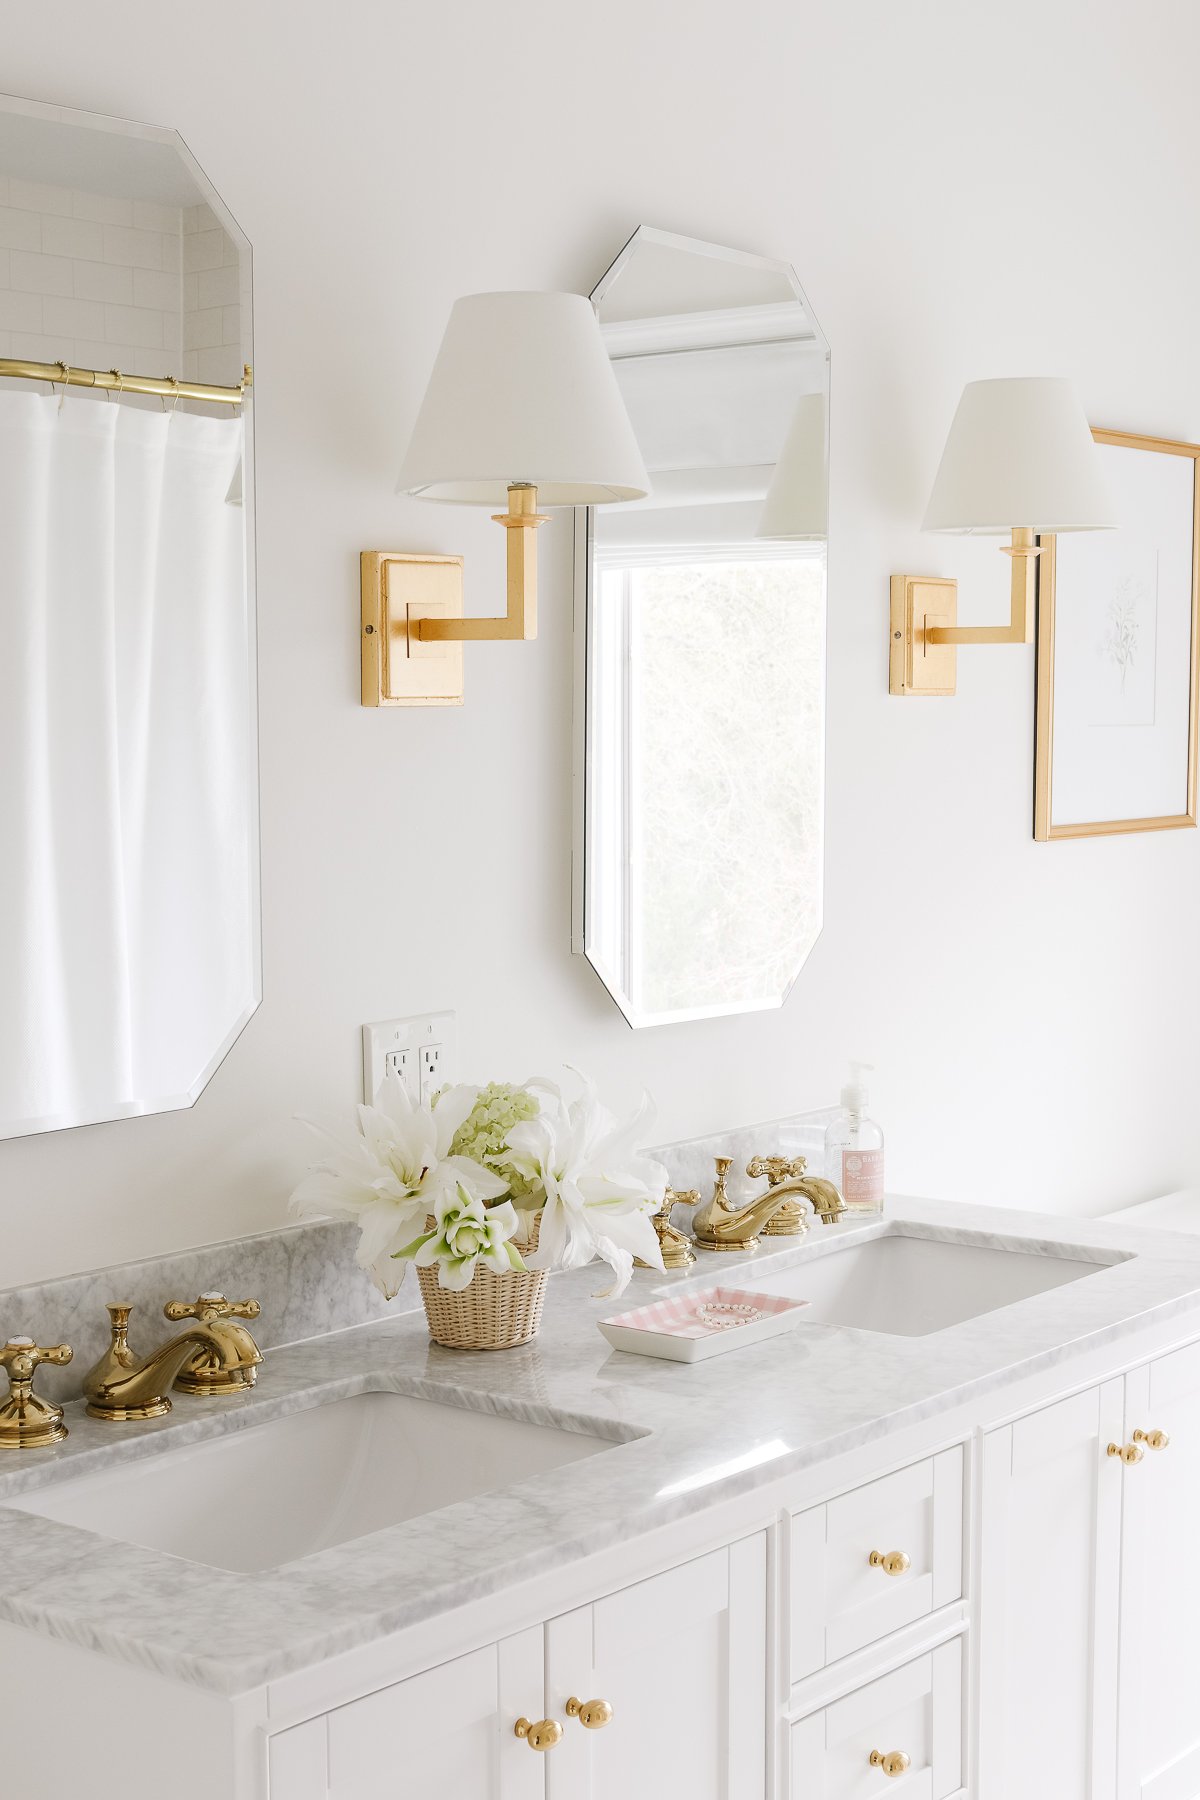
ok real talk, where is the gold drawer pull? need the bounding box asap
[513,1718,563,1751]
[868,1549,911,1577]
[1133,1428,1170,1451]
[1107,1441,1145,1465]
[566,1696,614,1729]
[870,1749,911,1777]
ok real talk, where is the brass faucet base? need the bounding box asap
[86,1397,172,1422]
[693,1234,758,1253]
[175,1366,258,1396]
[0,1413,67,1450]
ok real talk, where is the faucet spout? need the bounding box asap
[691,1157,808,1251]
[84,1304,261,1421]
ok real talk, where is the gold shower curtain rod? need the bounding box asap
[0,357,251,407]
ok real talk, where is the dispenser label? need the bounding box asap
[842,1149,885,1210]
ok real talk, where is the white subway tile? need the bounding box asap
[73,260,134,305]
[0,176,7,207]
[8,331,66,363]
[222,234,239,267]
[103,303,164,349]
[0,289,42,332]
[9,177,73,217]
[181,348,199,378]
[102,225,163,271]
[73,338,137,373]
[0,329,10,356]
[9,251,74,298]
[182,271,199,310]
[0,247,8,289]
[40,214,105,261]
[132,267,181,313]
[42,295,105,340]
[132,199,180,235]
[222,304,241,346]
[193,345,242,385]
[183,229,225,273]
[184,202,218,234]
[73,190,133,226]
[0,206,41,251]
[184,307,222,350]
[195,264,239,310]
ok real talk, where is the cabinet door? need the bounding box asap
[1118,1342,1200,1800]
[544,1534,767,1800]
[978,1382,1124,1800]
[299,1627,544,1800]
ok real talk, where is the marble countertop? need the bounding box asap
[3,1196,1200,1698]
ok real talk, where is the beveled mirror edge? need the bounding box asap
[570,224,830,1030]
[0,92,263,1139]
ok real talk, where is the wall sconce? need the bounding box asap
[361,291,648,706]
[889,377,1114,696]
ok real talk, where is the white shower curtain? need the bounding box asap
[0,391,256,1136]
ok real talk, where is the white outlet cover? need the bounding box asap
[362,1012,457,1105]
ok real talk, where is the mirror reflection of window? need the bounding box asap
[578,228,829,1028]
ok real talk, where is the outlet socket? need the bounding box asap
[362,1012,457,1105]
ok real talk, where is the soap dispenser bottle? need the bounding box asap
[825,1063,885,1215]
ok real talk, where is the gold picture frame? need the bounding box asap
[1034,428,1200,841]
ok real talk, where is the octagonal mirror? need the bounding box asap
[573,227,828,1027]
[0,96,258,1137]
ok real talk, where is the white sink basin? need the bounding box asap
[9,1391,616,1573]
[742,1229,1127,1337]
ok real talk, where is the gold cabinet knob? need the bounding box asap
[566,1696,614,1729]
[513,1718,563,1751]
[869,1549,911,1577]
[1133,1428,1170,1451]
[870,1749,911,1777]
[1107,1441,1145,1465]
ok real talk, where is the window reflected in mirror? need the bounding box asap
[577,227,828,1027]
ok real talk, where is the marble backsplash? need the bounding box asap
[0,1108,838,1404]
[0,1220,403,1406]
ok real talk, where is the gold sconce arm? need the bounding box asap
[361,484,549,706]
[889,527,1040,696]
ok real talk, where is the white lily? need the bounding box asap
[397,1184,525,1290]
[290,1076,509,1298]
[505,1072,668,1296]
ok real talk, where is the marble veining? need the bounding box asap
[1,1194,1200,1699]
[0,1219,406,1405]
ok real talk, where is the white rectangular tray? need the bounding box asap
[598,1285,809,1363]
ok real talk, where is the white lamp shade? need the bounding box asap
[396,292,650,507]
[922,377,1115,534]
[757,393,828,539]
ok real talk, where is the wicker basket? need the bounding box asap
[416,1218,547,1351]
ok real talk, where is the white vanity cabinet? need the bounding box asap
[269,1535,769,1800]
[979,1343,1200,1800]
[1117,1341,1200,1800]
[978,1381,1125,1800]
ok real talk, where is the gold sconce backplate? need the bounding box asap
[889,575,958,696]
[360,551,465,707]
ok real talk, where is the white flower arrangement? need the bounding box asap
[291,1072,668,1299]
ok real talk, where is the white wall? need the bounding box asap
[3,0,1198,1286]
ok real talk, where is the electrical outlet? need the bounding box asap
[419,1042,442,1102]
[362,1012,457,1105]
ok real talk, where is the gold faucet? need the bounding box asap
[84,1299,262,1422]
[636,1188,700,1271]
[0,1338,73,1449]
[746,1155,846,1236]
[691,1157,800,1251]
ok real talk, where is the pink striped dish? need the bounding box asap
[599,1286,809,1363]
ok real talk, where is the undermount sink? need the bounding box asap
[8,1391,618,1573]
[741,1228,1129,1337]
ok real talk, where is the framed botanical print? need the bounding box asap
[1035,429,1200,840]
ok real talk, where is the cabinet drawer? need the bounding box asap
[790,1449,963,1680]
[790,1638,963,1800]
